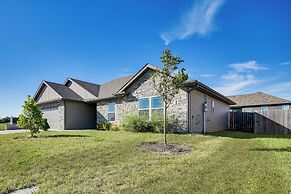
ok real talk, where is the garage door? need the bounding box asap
[42,106,60,130]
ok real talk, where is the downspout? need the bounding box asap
[63,100,66,130]
[187,87,191,133]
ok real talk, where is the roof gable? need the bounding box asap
[33,81,83,104]
[65,78,100,98]
[34,81,62,103]
[117,64,157,94]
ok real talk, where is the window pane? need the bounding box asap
[242,108,251,112]
[282,105,289,110]
[108,113,115,121]
[139,110,149,120]
[108,103,115,113]
[152,108,163,119]
[139,98,149,109]
[151,96,163,108]
[261,106,268,111]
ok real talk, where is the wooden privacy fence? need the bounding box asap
[229,110,291,134]
[229,112,255,132]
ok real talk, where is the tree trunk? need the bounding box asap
[163,103,167,145]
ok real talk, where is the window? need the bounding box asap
[138,96,163,120]
[282,104,289,110]
[151,96,163,109]
[138,98,150,119]
[242,108,251,112]
[261,106,268,111]
[108,102,116,121]
[41,107,58,112]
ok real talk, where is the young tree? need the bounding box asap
[152,50,189,145]
[17,95,46,137]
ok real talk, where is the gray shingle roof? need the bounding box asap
[98,75,133,99]
[69,78,100,97]
[227,92,291,107]
[45,81,83,101]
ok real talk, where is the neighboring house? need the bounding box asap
[228,92,291,112]
[33,64,235,133]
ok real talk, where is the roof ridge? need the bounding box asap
[69,77,101,86]
[100,74,134,85]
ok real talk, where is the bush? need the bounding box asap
[122,113,153,133]
[41,118,49,131]
[122,112,176,133]
[0,124,6,130]
[96,121,112,131]
[111,124,121,131]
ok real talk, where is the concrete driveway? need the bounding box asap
[0,129,28,135]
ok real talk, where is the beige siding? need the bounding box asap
[206,95,229,132]
[190,90,204,133]
[68,81,96,100]
[36,85,61,104]
[190,90,229,133]
[65,101,96,130]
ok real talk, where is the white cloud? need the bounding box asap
[199,74,215,77]
[215,73,259,96]
[279,61,291,66]
[229,60,268,72]
[260,82,291,100]
[160,0,225,45]
[214,61,267,95]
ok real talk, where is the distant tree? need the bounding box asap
[152,50,188,145]
[17,95,46,137]
[0,117,10,123]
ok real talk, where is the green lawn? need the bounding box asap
[0,123,6,130]
[0,130,290,193]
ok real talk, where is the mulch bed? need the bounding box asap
[138,142,192,155]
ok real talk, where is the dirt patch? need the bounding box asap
[138,142,192,155]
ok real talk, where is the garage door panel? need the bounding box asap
[42,107,59,130]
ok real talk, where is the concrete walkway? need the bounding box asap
[0,129,28,135]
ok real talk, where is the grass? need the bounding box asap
[0,130,290,193]
[0,123,6,130]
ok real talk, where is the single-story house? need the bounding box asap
[33,64,235,133]
[228,92,291,112]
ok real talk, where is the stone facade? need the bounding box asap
[96,70,188,132]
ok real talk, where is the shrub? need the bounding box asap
[96,121,112,131]
[0,124,6,130]
[41,118,49,131]
[122,112,177,133]
[111,124,121,131]
[122,113,153,133]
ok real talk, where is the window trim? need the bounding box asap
[107,102,116,121]
[138,96,163,120]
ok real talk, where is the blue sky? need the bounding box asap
[0,0,290,117]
